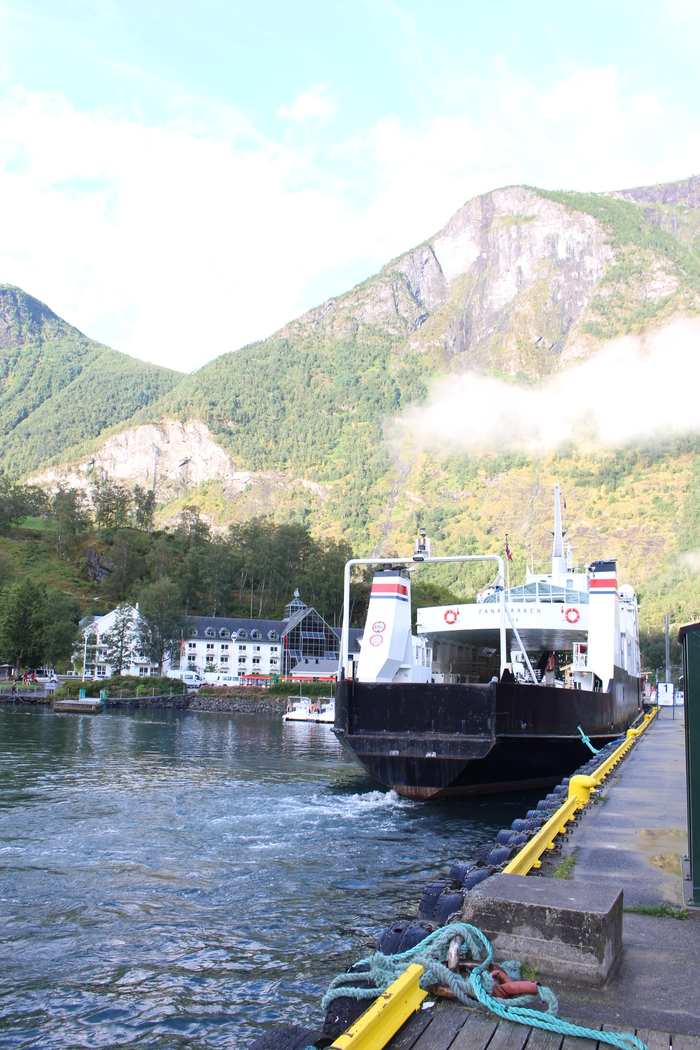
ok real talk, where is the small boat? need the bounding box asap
[283,694,335,724]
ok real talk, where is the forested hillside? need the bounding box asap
[5,176,700,671]
[0,285,184,476]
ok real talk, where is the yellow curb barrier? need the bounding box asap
[330,963,427,1050]
[504,708,657,876]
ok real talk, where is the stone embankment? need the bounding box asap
[188,692,289,715]
[1,689,293,715]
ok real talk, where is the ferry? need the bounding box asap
[334,484,642,799]
[283,695,335,724]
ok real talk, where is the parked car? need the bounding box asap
[30,668,58,683]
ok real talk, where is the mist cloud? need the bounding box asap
[399,318,700,452]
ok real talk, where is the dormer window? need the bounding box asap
[219,628,230,638]
[205,627,215,638]
[237,629,248,640]
[189,627,198,638]
[251,629,262,640]
[268,630,279,641]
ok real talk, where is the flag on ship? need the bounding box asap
[505,534,513,562]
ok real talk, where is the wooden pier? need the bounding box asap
[385,1005,700,1050]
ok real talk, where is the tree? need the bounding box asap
[103,530,147,603]
[137,578,186,673]
[133,485,155,532]
[176,506,210,543]
[102,604,135,675]
[93,480,131,531]
[51,486,91,557]
[0,478,47,535]
[42,592,81,669]
[0,580,47,672]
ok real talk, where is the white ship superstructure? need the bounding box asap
[417,484,640,690]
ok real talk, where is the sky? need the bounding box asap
[1,1,700,373]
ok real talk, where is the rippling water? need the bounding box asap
[0,705,532,1048]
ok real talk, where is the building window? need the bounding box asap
[188,641,197,650]
[270,659,278,667]
[206,643,214,650]
[237,629,247,640]
[270,647,278,654]
[221,644,228,651]
[268,630,279,641]
[252,656,261,666]
[238,655,246,664]
[205,627,215,638]
[221,655,228,664]
[253,645,261,652]
[219,628,230,639]
[251,629,262,640]
[238,645,246,652]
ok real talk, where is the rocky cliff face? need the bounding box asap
[278,181,700,380]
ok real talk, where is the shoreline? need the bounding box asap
[0,691,292,715]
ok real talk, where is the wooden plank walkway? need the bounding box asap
[385,1003,700,1050]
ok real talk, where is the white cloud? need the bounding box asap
[276,84,337,123]
[1,63,700,374]
[398,318,700,453]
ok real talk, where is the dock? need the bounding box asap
[385,1004,699,1050]
[381,710,700,1050]
[52,697,104,713]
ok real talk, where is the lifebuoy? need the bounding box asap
[565,607,580,624]
[444,609,458,625]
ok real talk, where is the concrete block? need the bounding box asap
[461,872,622,985]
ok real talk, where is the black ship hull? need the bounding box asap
[333,668,641,799]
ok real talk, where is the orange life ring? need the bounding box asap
[565,607,580,624]
[444,609,458,625]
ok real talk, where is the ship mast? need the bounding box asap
[551,481,567,581]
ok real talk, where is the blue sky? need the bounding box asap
[1,1,699,371]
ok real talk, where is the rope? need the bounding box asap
[320,923,647,1050]
[577,724,601,754]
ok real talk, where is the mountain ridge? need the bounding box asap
[5,175,700,662]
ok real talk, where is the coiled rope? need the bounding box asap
[320,922,646,1050]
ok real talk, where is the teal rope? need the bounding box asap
[320,923,646,1050]
[577,724,601,754]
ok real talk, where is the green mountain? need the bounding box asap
[0,285,184,477]
[5,176,700,668]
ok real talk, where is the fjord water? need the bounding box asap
[0,707,526,1049]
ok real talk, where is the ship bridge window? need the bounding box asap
[485,582,588,604]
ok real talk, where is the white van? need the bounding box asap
[203,671,239,687]
[167,669,203,690]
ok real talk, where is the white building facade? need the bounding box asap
[81,605,161,680]
[182,616,284,678]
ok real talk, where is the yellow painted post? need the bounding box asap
[330,963,427,1050]
[568,774,597,805]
